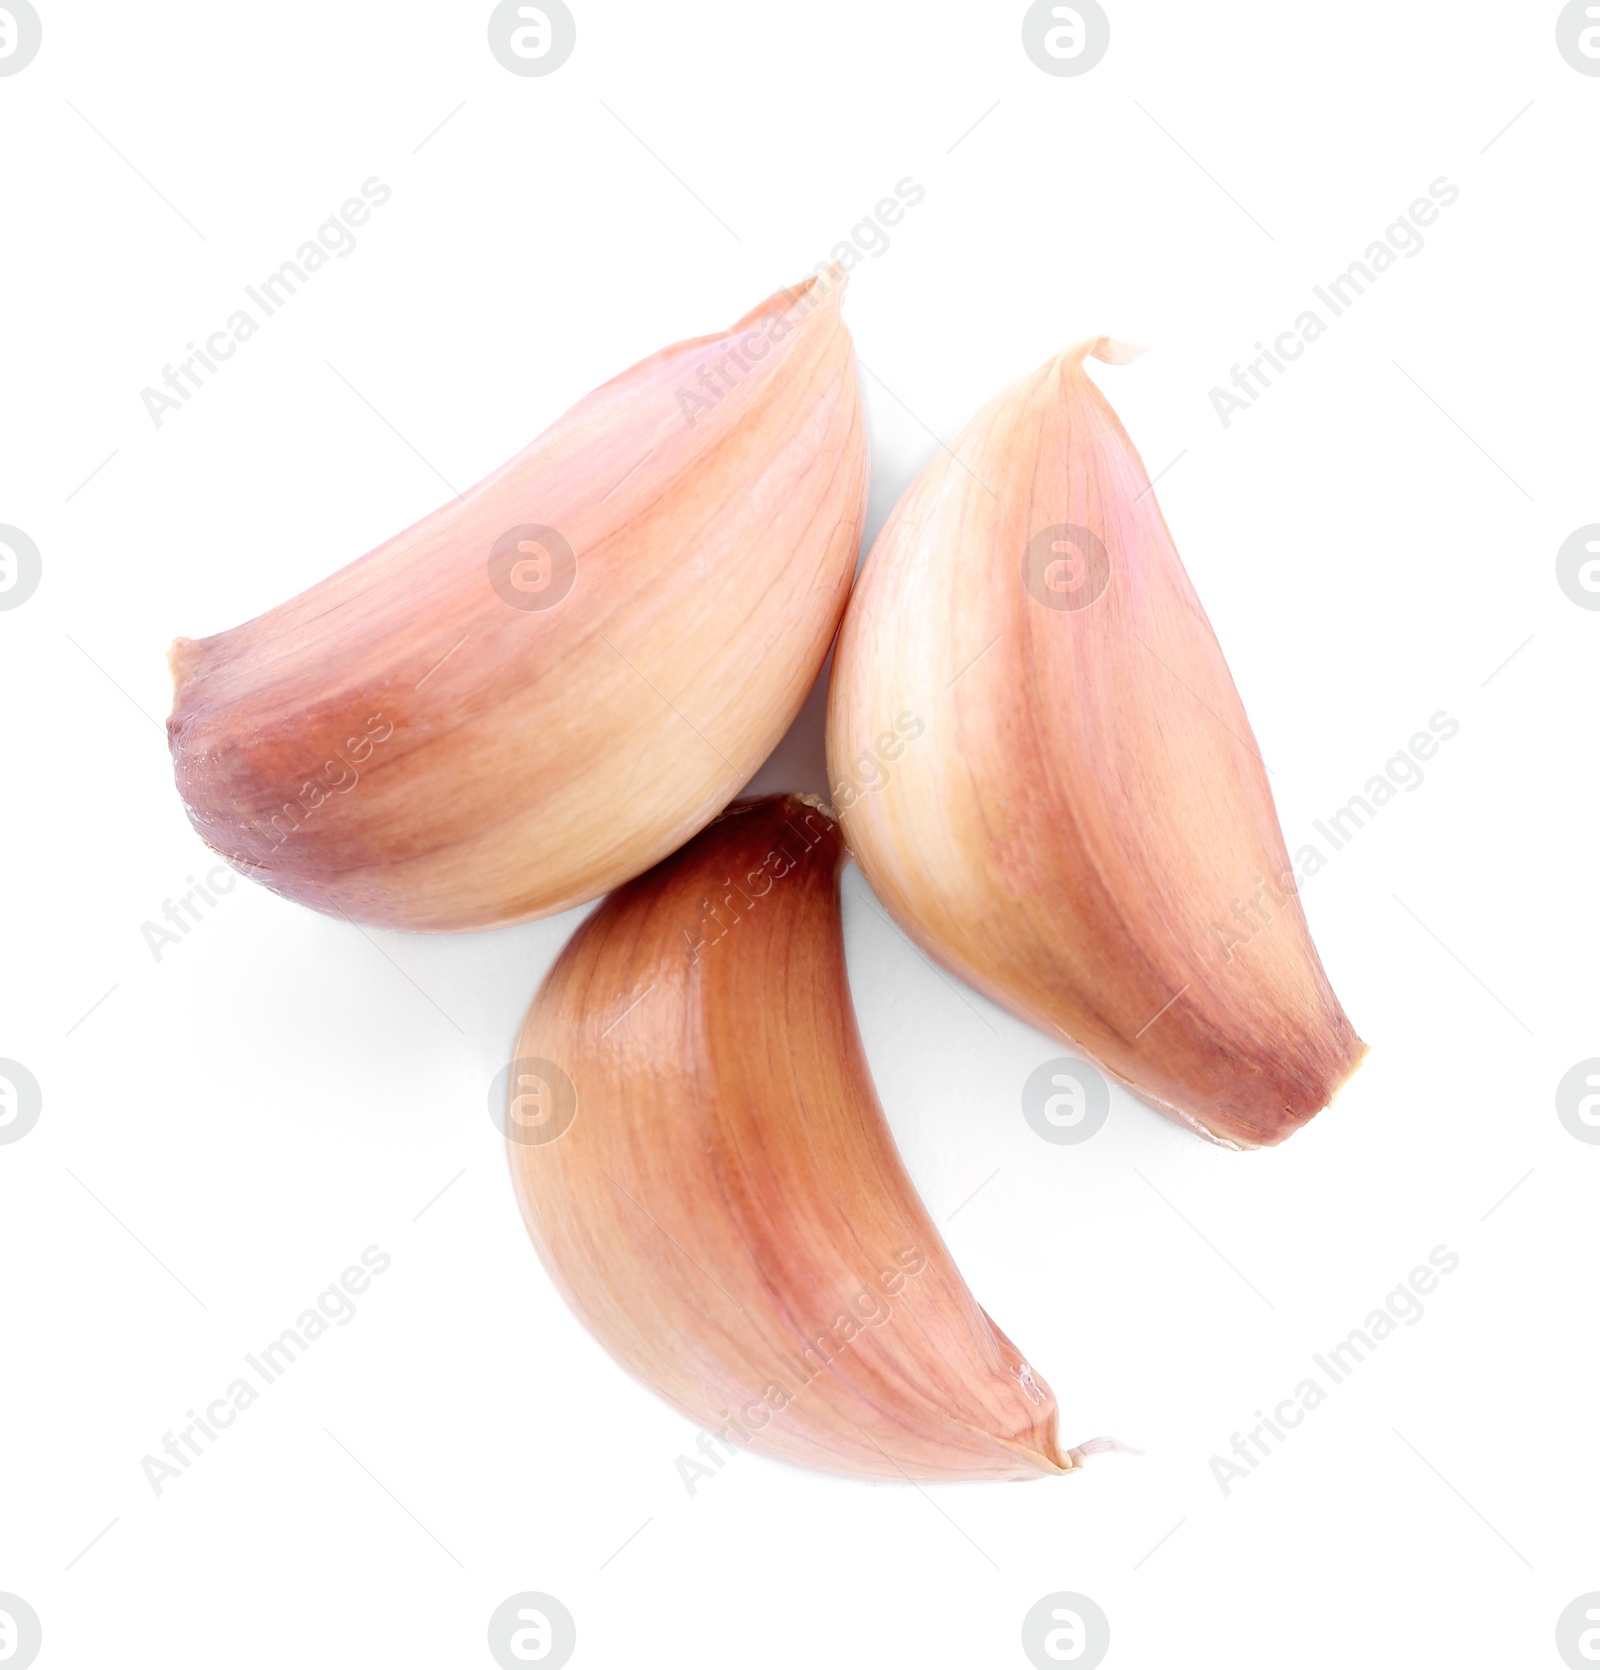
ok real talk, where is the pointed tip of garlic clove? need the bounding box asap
[814,256,849,287]
[808,259,851,303]
[730,266,850,337]
[1061,1435,1142,1471]
[791,789,838,821]
[1016,1432,1142,1480]
[1060,336,1146,373]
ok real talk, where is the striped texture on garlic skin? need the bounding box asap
[167,274,866,931]
[826,340,1365,1149]
[506,795,1100,1482]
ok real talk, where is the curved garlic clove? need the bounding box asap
[826,340,1365,1148]
[168,275,866,931]
[505,795,1095,1482]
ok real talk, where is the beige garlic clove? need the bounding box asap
[505,795,1112,1482]
[167,275,866,931]
[826,340,1365,1149]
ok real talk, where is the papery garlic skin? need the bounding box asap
[506,795,1084,1482]
[167,276,866,931]
[827,341,1365,1149]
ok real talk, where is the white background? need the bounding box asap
[2,3,1596,1666]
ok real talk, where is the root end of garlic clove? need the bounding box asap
[1323,1038,1372,1108]
[165,636,203,710]
[1218,1036,1371,1150]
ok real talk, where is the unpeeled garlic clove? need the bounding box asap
[167,275,866,931]
[505,794,1104,1482]
[826,340,1365,1148]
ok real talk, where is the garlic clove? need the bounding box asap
[168,275,866,931]
[506,795,1110,1482]
[826,340,1365,1149]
